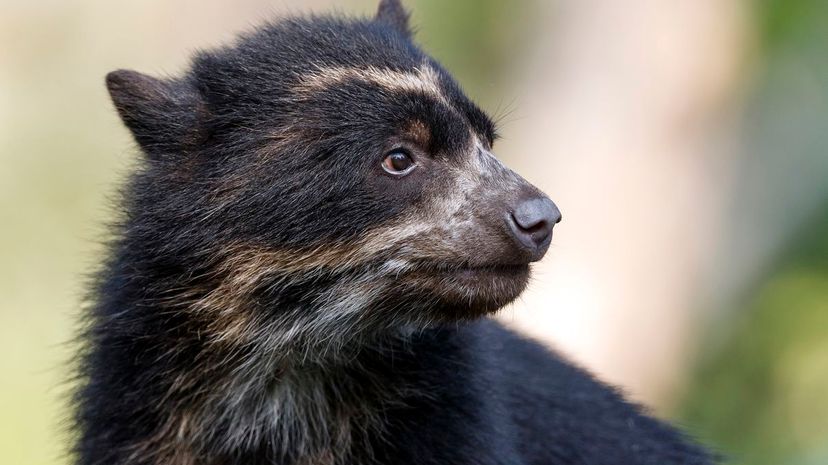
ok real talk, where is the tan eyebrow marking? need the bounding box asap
[403,119,432,147]
[295,64,449,105]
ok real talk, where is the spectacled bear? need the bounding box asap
[74,1,717,464]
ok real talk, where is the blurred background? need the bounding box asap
[1,0,826,464]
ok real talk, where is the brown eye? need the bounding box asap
[382,149,416,176]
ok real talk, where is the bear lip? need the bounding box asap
[416,261,531,276]
[439,263,530,280]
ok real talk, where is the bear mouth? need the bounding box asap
[397,261,532,317]
[433,262,529,283]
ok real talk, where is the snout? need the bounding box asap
[506,195,561,261]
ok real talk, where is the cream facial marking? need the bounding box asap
[296,64,449,105]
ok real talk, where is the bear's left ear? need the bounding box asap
[375,0,411,37]
[106,69,205,159]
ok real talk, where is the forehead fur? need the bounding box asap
[189,16,495,141]
[192,17,423,103]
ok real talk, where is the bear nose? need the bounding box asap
[507,196,561,260]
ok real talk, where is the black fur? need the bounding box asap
[76,1,717,464]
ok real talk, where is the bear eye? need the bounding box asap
[382,149,416,176]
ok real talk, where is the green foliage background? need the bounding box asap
[679,1,828,463]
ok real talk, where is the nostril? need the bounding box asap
[512,214,548,234]
[508,197,561,251]
[513,198,558,231]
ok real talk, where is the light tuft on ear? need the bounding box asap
[375,0,411,37]
[106,69,203,158]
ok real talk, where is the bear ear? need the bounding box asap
[106,69,204,158]
[375,0,411,37]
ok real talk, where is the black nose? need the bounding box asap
[507,196,561,259]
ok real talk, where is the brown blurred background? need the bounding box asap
[1,0,827,464]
